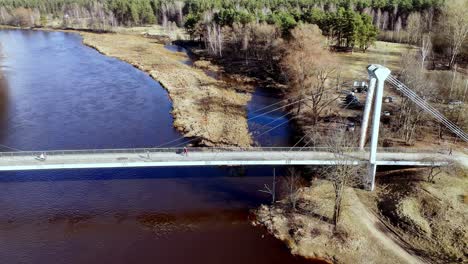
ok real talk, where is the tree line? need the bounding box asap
[1,0,464,68]
[0,0,442,29]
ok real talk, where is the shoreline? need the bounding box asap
[81,32,254,147]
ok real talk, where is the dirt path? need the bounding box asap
[352,192,425,264]
[454,151,468,167]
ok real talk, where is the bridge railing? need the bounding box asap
[0,146,448,157]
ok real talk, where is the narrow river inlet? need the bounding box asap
[0,29,317,264]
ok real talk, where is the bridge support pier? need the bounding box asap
[359,74,377,150]
[363,65,391,191]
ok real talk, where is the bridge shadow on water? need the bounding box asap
[0,166,288,182]
[0,166,290,207]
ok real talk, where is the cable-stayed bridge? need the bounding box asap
[0,65,466,191]
[0,147,460,171]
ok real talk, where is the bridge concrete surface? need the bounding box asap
[0,148,465,171]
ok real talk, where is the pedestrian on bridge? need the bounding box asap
[37,152,46,161]
[183,147,188,156]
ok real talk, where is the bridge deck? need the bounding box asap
[0,149,463,171]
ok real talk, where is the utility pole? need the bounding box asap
[272,168,276,203]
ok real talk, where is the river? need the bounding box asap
[0,29,316,264]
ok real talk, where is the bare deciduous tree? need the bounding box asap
[260,168,277,204]
[395,53,434,145]
[0,7,13,25]
[420,34,432,70]
[205,22,223,57]
[61,2,115,31]
[12,7,35,27]
[439,0,468,69]
[427,163,442,183]
[322,130,363,228]
[398,97,425,145]
[426,161,455,183]
[283,168,302,210]
[282,24,338,124]
[406,12,422,44]
[394,17,402,43]
[174,1,185,26]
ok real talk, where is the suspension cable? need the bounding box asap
[247,98,307,121]
[249,96,293,115]
[155,96,305,148]
[0,143,22,152]
[254,119,290,139]
[251,111,291,134]
[386,75,468,142]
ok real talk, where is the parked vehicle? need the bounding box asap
[352,81,368,93]
[343,93,362,109]
[383,96,394,103]
[448,100,463,109]
[346,122,356,132]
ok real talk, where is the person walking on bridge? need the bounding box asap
[183,147,189,157]
[37,152,46,161]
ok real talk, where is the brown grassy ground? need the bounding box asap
[336,41,416,81]
[370,167,468,263]
[114,25,189,41]
[254,41,467,263]
[80,32,253,147]
[255,167,468,263]
[254,180,425,264]
[292,42,413,135]
[295,41,467,150]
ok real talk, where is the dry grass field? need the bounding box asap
[336,41,416,81]
[255,167,468,263]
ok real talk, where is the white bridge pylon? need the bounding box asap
[359,64,468,191]
[360,64,391,191]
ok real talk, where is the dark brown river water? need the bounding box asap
[0,29,322,264]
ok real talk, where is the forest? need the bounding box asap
[0,0,465,68]
[0,0,442,32]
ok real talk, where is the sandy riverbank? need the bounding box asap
[80,32,253,147]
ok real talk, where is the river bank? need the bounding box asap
[254,168,468,263]
[80,31,254,147]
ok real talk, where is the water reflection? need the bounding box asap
[0,29,186,151]
[248,88,295,146]
[0,67,9,144]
